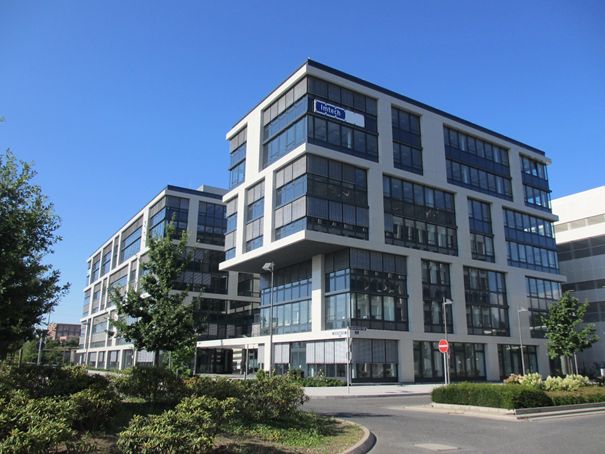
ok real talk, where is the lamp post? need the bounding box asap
[262,262,275,374]
[517,307,528,376]
[442,298,453,385]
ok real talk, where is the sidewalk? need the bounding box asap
[304,383,440,399]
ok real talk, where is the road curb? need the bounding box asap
[307,392,432,400]
[430,402,605,420]
[338,419,376,454]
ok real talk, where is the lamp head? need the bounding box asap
[262,262,274,272]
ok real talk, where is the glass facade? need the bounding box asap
[526,277,562,338]
[557,234,605,261]
[504,208,558,273]
[273,154,369,241]
[261,77,379,168]
[260,261,312,335]
[384,175,457,256]
[194,298,257,340]
[148,196,189,239]
[498,344,539,378]
[324,248,408,331]
[445,126,512,200]
[100,245,112,276]
[464,267,509,336]
[237,273,260,297]
[174,248,228,294]
[521,155,551,211]
[351,339,398,383]
[468,198,494,262]
[414,341,486,382]
[391,106,422,174]
[422,260,453,333]
[91,254,100,283]
[224,197,237,260]
[228,128,246,189]
[244,181,264,252]
[197,201,226,246]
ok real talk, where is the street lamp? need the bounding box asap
[517,307,529,375]
[262,262,275,374]
[442,298,453,385]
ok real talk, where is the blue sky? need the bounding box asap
[1,1,604,324]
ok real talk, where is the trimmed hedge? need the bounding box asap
[432,383,553,409]
[547,387,605,406]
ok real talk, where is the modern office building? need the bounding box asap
[76,185,259,372]
[553,186,605,375]
[48,323,81,342]
[197,60,563,383]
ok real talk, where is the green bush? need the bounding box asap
[116,396,237,454]
[114,366,185,403]
[547,387,605,405]
[286,369,345,387]
[70,386,120,432]
[0,391,84,453]
[237,373,308,422]
[432,383,553,409]
[0,364,110,398]
[184,374,307,423]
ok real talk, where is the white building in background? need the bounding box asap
[197,60,564,383]
[76,184,259,372]
[553,186,605,375]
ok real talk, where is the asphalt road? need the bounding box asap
[304,395,605,453]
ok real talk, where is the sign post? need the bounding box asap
[438,339,449,385]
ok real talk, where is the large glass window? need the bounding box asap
[174,248,228,294]
[194,298,257,341]
[228,128,247,189]
[260,261,312,335]
[149,196,189,240]
[422,260,453,333]
[91,254,101,283]
[464,267,509,336]
[392,106,422,174]
[468,198,494,262]
[245,181,264,252]
[237,273,260,298]
[274,154,369,241]
[225,197,237,260]
[119,217,143,264]
[197,201,226,246]
[498,344,539,378]
[414,341,486,382]
[384,175,457,256]
[504,208,558,273]
[526,277,561,338]
[557,234,605,262]
[351,339,398,383]
[521,155,551,212]
[324,248,408,332]
[100,245,112,276]
[445,126,512,200]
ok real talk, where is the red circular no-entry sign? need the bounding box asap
[438,339,449,353]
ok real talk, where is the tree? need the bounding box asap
[0,150,69,359]
[544,291,599,373]
[111,222,195,366]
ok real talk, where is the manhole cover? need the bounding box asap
[414,443,460,452]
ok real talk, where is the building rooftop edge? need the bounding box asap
[230,58,546,156]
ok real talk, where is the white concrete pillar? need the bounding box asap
[311,254,325,332]
[485,343,500,381]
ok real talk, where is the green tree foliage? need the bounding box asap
[0,150,69,359]
[544,291,599,362]
[111,222,195,365]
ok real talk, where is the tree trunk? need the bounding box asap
[154,350,161,367]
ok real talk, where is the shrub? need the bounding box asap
[519,373,543,388]
[547,387,605,405]
[286,369,344,387]
[70,386,120,432]
[432,383,552,409]
[114,367,185,403]
[0,391,82,454]
[116,396,237,454]
[183,376,241,400]
[0,364,110,398]
[503,374,522,385]
[237,374,308,422]
[544,374,590,392]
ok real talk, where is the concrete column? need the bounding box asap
[537,344,552,377]
[399,338,415,383]
[407,255,424,334]
[311,254,325,332]
[485,343,500,381]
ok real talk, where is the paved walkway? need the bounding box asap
[304,383,439,398]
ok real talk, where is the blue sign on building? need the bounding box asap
[313,99,365,128]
